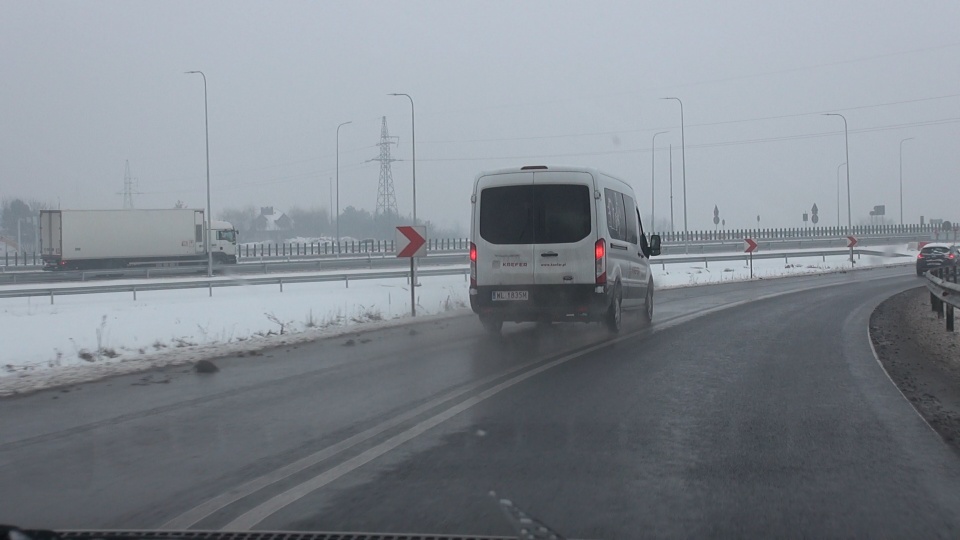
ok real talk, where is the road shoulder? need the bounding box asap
[870,286,960,453]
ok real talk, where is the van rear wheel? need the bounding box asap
[479,315,503,336]
[605,285,622,333]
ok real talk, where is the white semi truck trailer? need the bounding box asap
[39,209,238,270]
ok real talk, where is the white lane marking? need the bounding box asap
[223,332,639,530]
[162,351,551,529]
[212,269,912,530]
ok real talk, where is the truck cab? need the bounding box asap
[209,220,238,264]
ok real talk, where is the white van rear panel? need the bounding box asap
[530,171,597,286]
[473,171,536,287]
[470,165,656,328]
[473,169,598,289]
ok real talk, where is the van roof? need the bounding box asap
[479,165,599,176]
[474,165,634,194]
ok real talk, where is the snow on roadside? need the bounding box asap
[654,246,913,288]
[1,274,471,395]
[0,245,915,396]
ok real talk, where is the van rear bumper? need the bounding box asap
[470,284,611,322]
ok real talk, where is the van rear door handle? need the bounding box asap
[609,242,628,250]
[540,252,559,257]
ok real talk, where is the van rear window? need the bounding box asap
[480,184,591,245]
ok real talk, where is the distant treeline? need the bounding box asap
[218,205,463,243]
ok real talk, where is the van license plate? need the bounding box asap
[492,291,528,301]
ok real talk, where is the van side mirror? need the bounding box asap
[650,234,662,256]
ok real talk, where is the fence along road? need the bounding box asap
[2,222,941,270]
[1,232,926,286]
[0,248,913,302]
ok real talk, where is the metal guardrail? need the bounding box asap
[658,248,910,268]
[0,253,469,285]
[6,229,934,271]
[925,266,960,331]
[0,248,907,287]
[0,267,471,303]
[658,234,930,255]
[0,248,912,302]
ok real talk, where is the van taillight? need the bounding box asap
[469,242,478,288]
[595,239,606,285]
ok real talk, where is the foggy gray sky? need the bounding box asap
[2,0,959,233]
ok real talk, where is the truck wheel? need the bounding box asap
[479,315,502,336]
[605,284,622,333]
[641,279,654,325]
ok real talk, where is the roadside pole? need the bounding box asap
[396,225,427,317]
[744,237,758,279]
[847,235,858,268]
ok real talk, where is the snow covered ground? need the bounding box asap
[0,245,915,395]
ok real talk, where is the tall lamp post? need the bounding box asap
[651,131,668,232]
[824,113,851,232]
[389,93,418,311]
[388,93,416,225]
[336,120,352,256]
[824,113,852,264]
[185,70,212,277]
[836,162,846,228]
[662,98,687,249]
[899,137,914,227]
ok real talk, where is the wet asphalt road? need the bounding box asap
[3,265,960,538]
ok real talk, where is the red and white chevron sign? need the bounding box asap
[396,226,427,258]
[744,238,758,253]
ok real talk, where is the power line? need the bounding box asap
[415,41,960,120]
[414,117,960,163]
[141,116,960,193]
[418,92,960,145]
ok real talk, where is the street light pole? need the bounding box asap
[389,93,418,308]
[824,113,852,264]
[824,114,851,230]
[836,162,846,228]
[669,144,675,233]
[651,131,668,232]
[388,93,416,225]
[662,97,687,250]
[185,70,212,277]
[336,120,352,256]
[899,137,914,227]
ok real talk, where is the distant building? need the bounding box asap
[252,206,294,242]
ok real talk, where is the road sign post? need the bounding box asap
[396,225,427,316]
[846,235,858,266]
[744,238,758,279]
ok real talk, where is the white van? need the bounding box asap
[469,165,661,334]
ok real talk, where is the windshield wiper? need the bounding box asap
[491,491,566,540]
